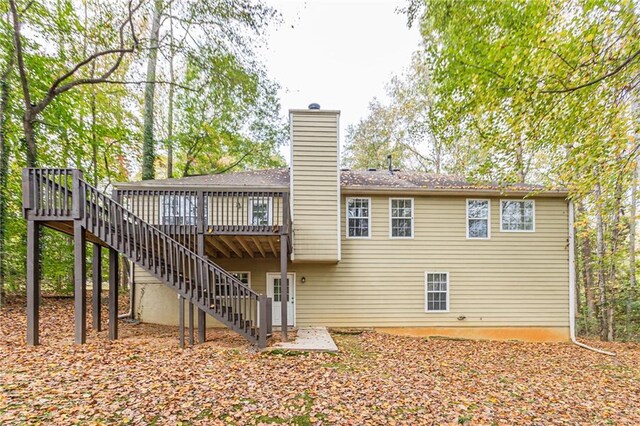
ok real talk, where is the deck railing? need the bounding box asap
[22,168,272,347]
[115,188,290,237]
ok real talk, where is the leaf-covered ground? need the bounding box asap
[1,296,639,425]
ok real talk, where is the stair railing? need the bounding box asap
[22,168,270,347]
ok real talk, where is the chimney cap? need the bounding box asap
[308,103,321,110]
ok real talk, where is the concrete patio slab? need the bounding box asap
[272,327,338,352]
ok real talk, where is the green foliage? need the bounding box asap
[0,0,285,295]
[349,0,639,340]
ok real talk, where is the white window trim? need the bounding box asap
[248,197,273,226]
[466,198,491,240]
[230,271,251,288]
[346,197,372,239]
[389,198,415,239]
[500,199,536,232]
[424,271,450,313]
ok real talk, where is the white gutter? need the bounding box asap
[568,201,616,356]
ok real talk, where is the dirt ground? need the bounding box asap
[0,295,638,425]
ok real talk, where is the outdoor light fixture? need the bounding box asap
[301,277,306,283]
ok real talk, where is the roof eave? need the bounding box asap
[113,182,289,192]
[340,186,569,198]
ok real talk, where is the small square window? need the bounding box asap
[501,200,535,232]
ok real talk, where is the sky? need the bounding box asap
[259,0,421,157]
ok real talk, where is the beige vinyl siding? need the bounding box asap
[291,111,340,262]
[134,194,568,329]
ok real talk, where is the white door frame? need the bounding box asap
[266,272,296,327]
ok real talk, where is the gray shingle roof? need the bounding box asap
[115,167,566,195]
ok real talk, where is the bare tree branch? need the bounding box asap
[34,0,143,114]
[542,48,640,94]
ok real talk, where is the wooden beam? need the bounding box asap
[251,236,266,258]
[209,238,231,258]
[179,296,185,349]
[267,237,278,257]
[26,221,41,346]
[92,244,102,332]
[220,235,243,257]
[280,234,289,342]
[198,309,206,343]
[108,248,119,340]
[188,302,195,346]
[74,220,87,344]
[236,236,254,258]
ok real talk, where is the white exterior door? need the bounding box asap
[266,273,295,327]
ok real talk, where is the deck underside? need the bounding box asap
[42,220,282,259]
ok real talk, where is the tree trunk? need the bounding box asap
[606,181,624,341]
[166,5,175,179]
[0,64,13,308]
[595,181,608,340]
[577,201,596,333]
[628,161,637,334]
[90,62,98,186]
[141,0,163,181]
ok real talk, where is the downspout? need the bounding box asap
[118,258,135,319]
[568,201,615,356]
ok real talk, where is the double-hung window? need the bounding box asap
[466,199,490,239]
[160,194,197,225]
[425,272,449,312]
[249,198,272,226]
[347,197,371,238]
[500,200,535,232]
[390,198,413,238]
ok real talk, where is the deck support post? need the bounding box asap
[26,221,41,346]
[280,233,289,341]
[92,244,102,331]
[196,190,206,343]
[188,302,195,346]
[198,310,206,343]
[178,295,185,349]
[74,220,87,344]
[108,248,119,340]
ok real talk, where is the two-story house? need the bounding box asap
[116,106,571,344]
[21,105,571,348]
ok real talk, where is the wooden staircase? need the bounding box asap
[22,168,272,347]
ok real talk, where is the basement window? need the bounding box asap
[231,272,251,287]
[347,197,371,238]
[390,198,414,238]
[160,194,197,225]
[467,199,490,239]
[500,200,535,232]
[425,272,449,312]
